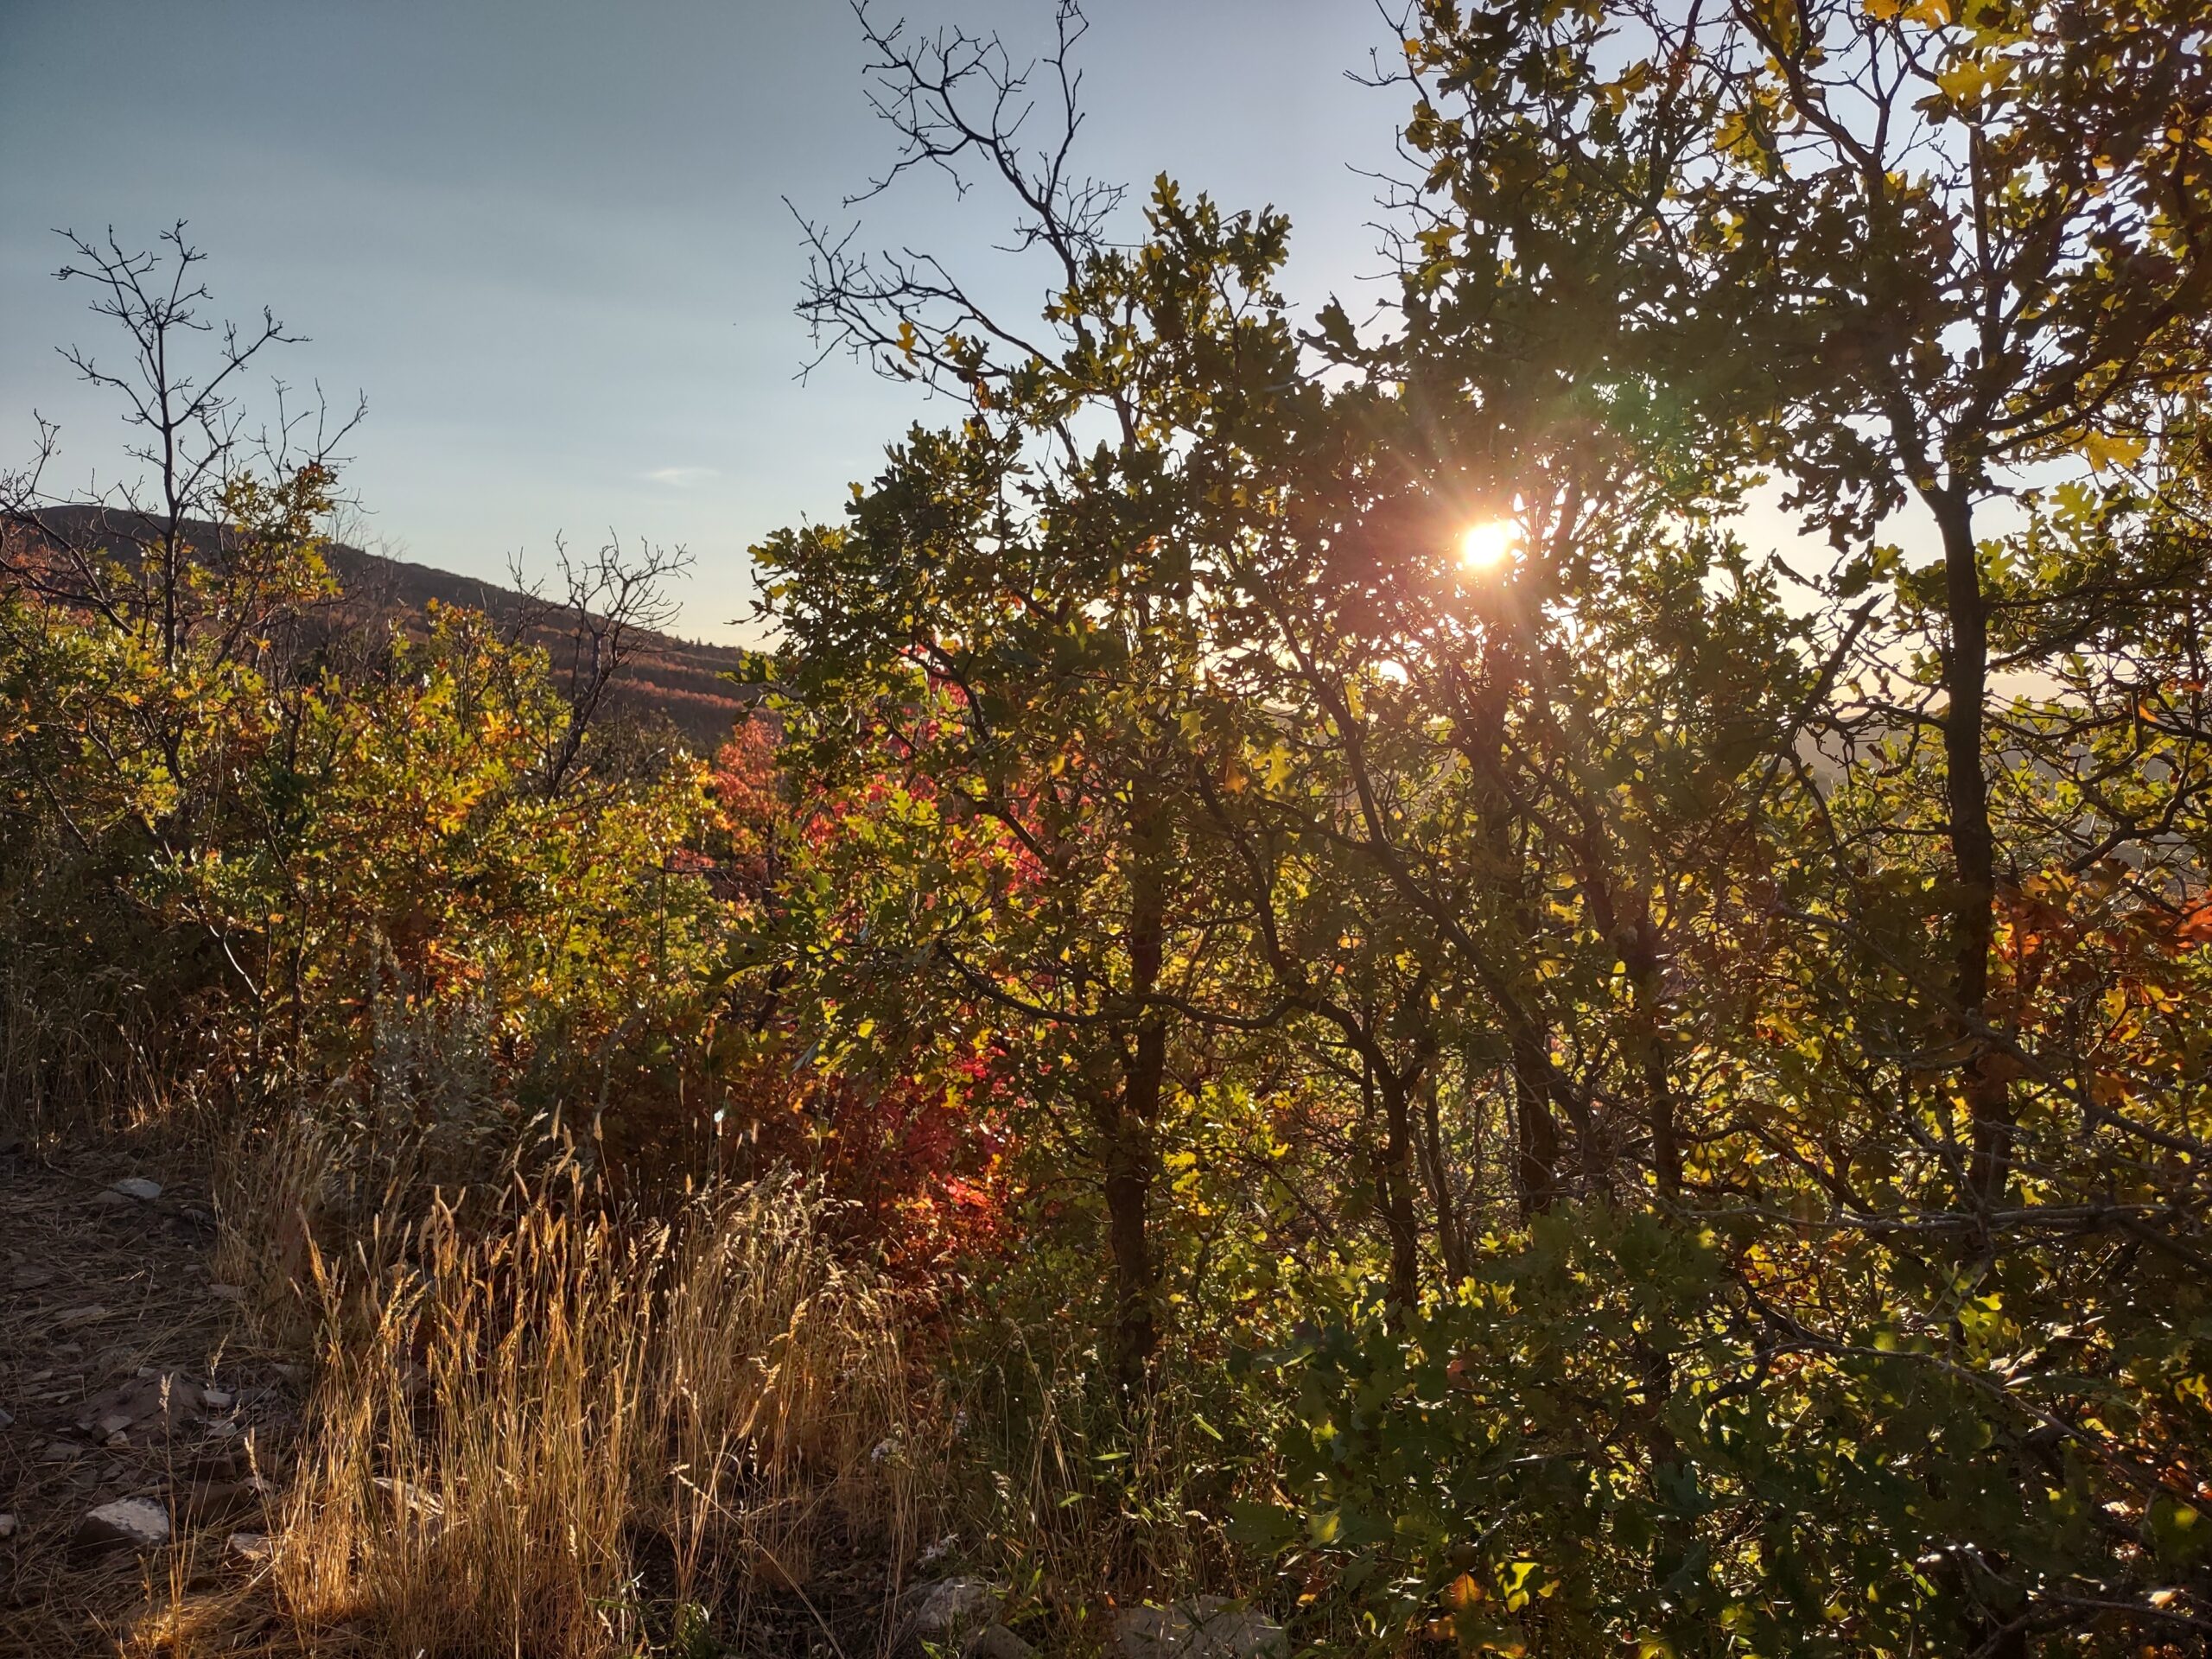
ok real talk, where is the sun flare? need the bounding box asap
[1459,518,1520,572]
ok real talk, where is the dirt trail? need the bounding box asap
[0,1133,301,1656]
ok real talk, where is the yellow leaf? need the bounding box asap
[2082,430,2147,472]
[1936,58,2006,102]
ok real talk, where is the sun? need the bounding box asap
[1458,518,1520,572]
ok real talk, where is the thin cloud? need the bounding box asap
[645,466,719,487]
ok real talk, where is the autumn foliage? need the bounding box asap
[8,1,2212,1653]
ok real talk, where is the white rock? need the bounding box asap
[200,1388,233,1411]
[1111,1599,1287,1659]
[909,1576,1001,1640]
[75,1497,170,1554]
[110,1178,162,1202]
[226,1530,273,1562]
[0,1513,16,1538]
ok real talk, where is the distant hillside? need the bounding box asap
[10,505,759,749]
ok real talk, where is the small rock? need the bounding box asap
[967,1626,1037,1659]
[1111,1599,1287,1659]
[207,1283,245,1302]
[74,1497,170,1556]
[909,1576,1001,1640]
[42,1440,79,1463]
[77,1372,203,1437]
[0,1512,16,1538]
[226,1530,273,1563]
[110,1178,162,1202]
[105,1430,129,1448]
[200,1388,234,1411]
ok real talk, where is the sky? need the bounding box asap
[0,0,1415,642]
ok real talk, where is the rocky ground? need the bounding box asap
[0,1130,302,1655]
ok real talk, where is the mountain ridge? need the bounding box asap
[8,504,758,748]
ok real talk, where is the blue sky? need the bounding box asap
[1,1,1412,640]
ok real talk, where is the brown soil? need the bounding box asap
[0,1135,301,1656]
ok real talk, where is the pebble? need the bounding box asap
[110,1177,163,1202]
[0,1513,15,1538]
[74,1497,170,1555]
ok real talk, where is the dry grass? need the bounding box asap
[5,975,1243,1658]
[129,1174,931,1659]
[4,953,941,1658]
[284,1179,920,1656]
[0,948,179,1146]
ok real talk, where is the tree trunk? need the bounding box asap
[1376,1064,1423,1315]
[1106,802,1170,1393]
[1417,1072,1472,1284]
[1621,912,1681,1201]
[1103,1023,1163,1394]
[1513,1035,1561,1216]
[1932,487,2010,1208]
[1465,647,1560,1215]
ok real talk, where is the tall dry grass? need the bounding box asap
[0,944,186,1143]
[227,1175,931,1657]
